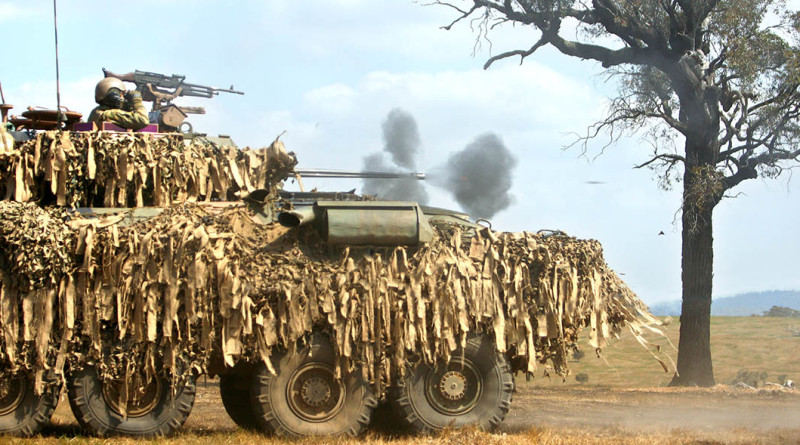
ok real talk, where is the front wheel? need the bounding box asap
[67,365,195,437]
[0,374,60,435]
[392,335,514,433]
[249,336,377,437]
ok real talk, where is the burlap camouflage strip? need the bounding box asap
[0,131,671,398]
[0,200,670,398]
[0,130,296,207]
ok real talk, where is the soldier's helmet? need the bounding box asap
[94,78,127,104]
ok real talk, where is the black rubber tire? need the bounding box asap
[220,373,259,430]
[368,400,407,435]
[392,335,514,433]
[250,337,378,437]
[67,365,195,437]
[0,375,60,436]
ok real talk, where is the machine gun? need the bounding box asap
[102,68,244,132]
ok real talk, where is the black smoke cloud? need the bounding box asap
[429,133,516,220]
[361,108,429,204]
[362,109,516,220]
[382,108,420,169]
[361,153,429,203]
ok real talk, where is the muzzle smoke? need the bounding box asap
[382,108,420,169]
[361,153,429,203]
[362,109,516,220]
[362,108,429,204]
[429,133,516,220]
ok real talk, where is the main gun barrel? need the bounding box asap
[294,169,425,180]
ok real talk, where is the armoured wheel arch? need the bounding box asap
[392,335,514,433]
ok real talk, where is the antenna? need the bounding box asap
[53,0,63,128]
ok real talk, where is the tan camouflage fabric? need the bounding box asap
[0,126,13,154]
[0,131,296,208]
[0,131,670,397]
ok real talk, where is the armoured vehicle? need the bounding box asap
[0,124,663,437]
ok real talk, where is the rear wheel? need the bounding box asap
[393,335,514,433]
[67,365,195,437]
[249,336,377,436]
[220,370,259,430]
[0,374,60,435]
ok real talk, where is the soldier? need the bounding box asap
[87,78,149,130]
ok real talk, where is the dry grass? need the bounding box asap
[4,426,800,445]
[524,316,800,387]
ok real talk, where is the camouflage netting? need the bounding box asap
[0,130,297,207]
[0,131,669,398]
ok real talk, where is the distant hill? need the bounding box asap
[649,290,800,316]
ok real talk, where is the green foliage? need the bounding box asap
[762,306,800,317]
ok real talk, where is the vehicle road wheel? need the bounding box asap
[250,336,377,437]
[0,374,60,435]
[393,335,514,433]
[220,371,259,430]
[67,365,195,437]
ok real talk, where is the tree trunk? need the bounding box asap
[667,74,721,387]
[670,168,717,387]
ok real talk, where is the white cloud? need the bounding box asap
[8,77,97,120]
[303,83,357,114]
[0,3,35,23]
[302,63,603,139]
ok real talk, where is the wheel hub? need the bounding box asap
[424,359,483,416]
[0,377,26,416]
[439,371,468,401]
[102,375,164,418]
[287,363,345,422]
[301,376,332,407]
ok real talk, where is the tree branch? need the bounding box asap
[635,153,686,169]
[484,35,549,69]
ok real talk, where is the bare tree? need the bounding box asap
[433,0,800,386]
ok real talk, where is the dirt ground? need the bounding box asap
[39,379,800,443]
[505,384,800,435]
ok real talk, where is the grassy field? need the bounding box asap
[524,315,800,388]
[4,426,800,445]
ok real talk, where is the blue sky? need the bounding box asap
[2,1,798,305]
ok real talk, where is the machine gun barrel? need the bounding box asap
[294,169,425,180]
[177,82,245,99]
[103,68,244,100]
